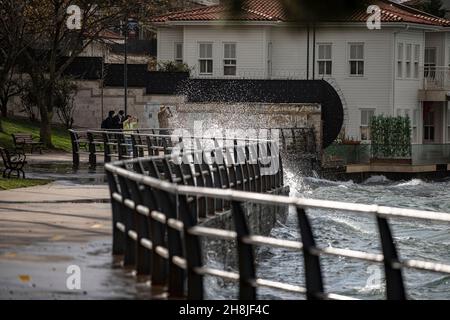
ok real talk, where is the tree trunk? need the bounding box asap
[39,104,53,148]
[0,97,8,118]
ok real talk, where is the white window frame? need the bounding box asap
[360,108,375,141]
[317,43,332,77]
[425,47,437,78]
[414,44,420,79]
[199,42,213,75]
[223,42,237,76]
[405,44,412,78]
[349,43,364,77]
[174,42,183,64]
[267,42,273,78]
[397,43,404,78]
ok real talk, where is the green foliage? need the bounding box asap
[370,115,412,159]
[157,61,192,73]
[421,0,446,18]
[0,117,71,152]
[0,177,51,190]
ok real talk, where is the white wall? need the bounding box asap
[156,24,444,142]
[183,25,266,78]
[395,30,426,143]
[157,27,184,62]
[309,27,394,140]
[425,32,446,66]
[269,27,308,78]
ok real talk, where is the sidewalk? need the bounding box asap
[0,182,132,299]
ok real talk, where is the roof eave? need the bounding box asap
[154,20,449,30]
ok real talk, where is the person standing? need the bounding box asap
[158,106,172,135]
[113,110,125,130]
[101,110,115,129]
[123,115,139,156]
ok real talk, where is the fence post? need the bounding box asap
[231,201,256,300]
[87,132,96,168]
[296,207,324,300]
[103,132,111,163]
[376,216,406,300]
[179,194,204,299]
[69,130,80,168]
[105,169,124,255]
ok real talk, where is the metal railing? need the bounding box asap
[68,127,317,168]
[423,66,450,90]
[105,144,450,300]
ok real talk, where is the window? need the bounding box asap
[425,47,436,78]
[267,42,273,78]
[223,43,236,76]
[405,44,412,78]
[414,44,420,79]
[349,43,364,76]
[397,43,403,78]
[174,43,183,64]
[360,109,375,140]
[199,43,213,75]
[317,44,332,76]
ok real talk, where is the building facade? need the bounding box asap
[153,0,450,146]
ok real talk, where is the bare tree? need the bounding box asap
[12,0,166,147]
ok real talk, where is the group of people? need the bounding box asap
[101,110,138,131]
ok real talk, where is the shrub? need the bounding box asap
[157,60,192,73]
[370,115,411,159]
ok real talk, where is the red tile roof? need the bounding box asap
[151,0,450,26]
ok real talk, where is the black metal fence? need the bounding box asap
[105,143,450,300]
[68,128,317,169]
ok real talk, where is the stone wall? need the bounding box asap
[169,103,322,151]
[8,80,185,129]
[8,80,322,151]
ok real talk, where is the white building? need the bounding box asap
[152,0,450,145]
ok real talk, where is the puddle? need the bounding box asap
[26,163,107,185]
[0,239,162,299]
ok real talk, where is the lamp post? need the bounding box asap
[124,12,128,116]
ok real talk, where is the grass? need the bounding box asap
[0,177,52,190]
[0,117,71,152]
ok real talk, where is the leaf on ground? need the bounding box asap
[18,275,31,283]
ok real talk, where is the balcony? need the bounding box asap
[419,66,450,101]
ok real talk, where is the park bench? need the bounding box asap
[0,147,27,178]
[12,133,43,154]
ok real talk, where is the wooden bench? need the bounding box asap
[0,147,27,178]
[12,133,43,154]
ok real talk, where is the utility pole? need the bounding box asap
[124,11,128,116]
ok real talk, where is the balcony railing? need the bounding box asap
[423,66,450,90]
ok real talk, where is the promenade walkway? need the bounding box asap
[0,159,148,299]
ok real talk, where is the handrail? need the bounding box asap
[104,144,450,300]
[68,127,317,168]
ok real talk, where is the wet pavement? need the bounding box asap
[0,153,146,299]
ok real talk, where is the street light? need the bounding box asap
[124,12,128,116]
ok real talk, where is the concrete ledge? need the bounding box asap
[346,164,442,173]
